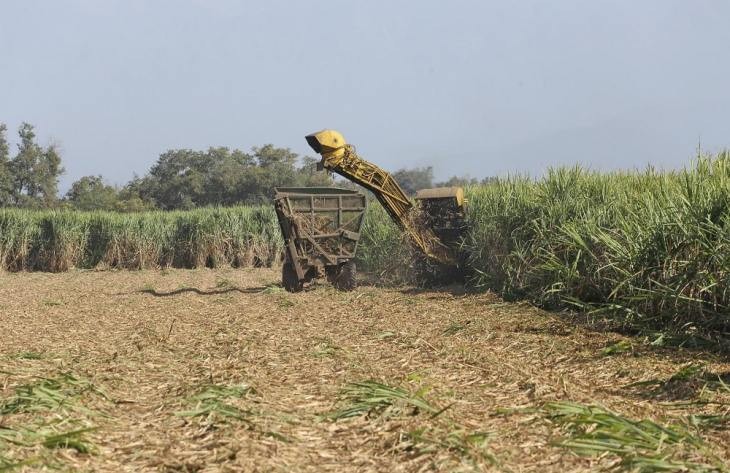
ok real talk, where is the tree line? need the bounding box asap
[0,122,492,211]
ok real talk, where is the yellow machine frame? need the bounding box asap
[305,129,463,264]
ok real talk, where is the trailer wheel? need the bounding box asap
[332,260,357,291]
[282,263,303,292]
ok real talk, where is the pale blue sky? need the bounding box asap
[1,0,729,190]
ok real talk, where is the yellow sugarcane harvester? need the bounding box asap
[305,129,466,267]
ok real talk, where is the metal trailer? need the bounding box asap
[273,187,367,292]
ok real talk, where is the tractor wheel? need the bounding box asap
[282,262,303,293]
[332,260,357,291]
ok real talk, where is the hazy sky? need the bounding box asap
[2,0,729,190]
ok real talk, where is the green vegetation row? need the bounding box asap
[357,153,730,343]
[2,153,729,343]
[0,206,282,271]
[0,198,406,273]
[464,153,730,344]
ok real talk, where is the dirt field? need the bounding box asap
[1,269,728,472]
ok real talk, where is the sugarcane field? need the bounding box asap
[2,2,730,472]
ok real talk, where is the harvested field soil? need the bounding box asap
[1,269,729,472]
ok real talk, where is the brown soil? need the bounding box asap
[1,269,728,472]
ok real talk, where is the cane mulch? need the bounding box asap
[1,269,728,472]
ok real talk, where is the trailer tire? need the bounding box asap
[332,260,357,291]
[282,263,303,293]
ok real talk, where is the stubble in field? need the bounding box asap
[1,269,728,472]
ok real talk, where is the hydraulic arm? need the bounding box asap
[305,129,464,264]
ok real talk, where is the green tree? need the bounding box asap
[203,147,256,206]
[65,175,119,211]
[0,123,13,205]
[134,145,318,209]
[254,144,297,168]
[116,176,156,212]
[392,166,434,195]
[8,123,64,208]
[297,156,334,187]
[138,148,214,209]
[243,145,300,202]
[435,175,482,188]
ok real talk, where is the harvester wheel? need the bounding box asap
[332,260,357,291]
[282,262,303,292]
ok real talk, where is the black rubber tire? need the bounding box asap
[282,262,303,293]
[332,260,357,291]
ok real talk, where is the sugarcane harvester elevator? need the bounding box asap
[274,129,467,292]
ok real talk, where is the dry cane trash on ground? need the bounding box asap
[1,268,728,472]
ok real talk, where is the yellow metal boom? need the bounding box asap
[305,129,456,263]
